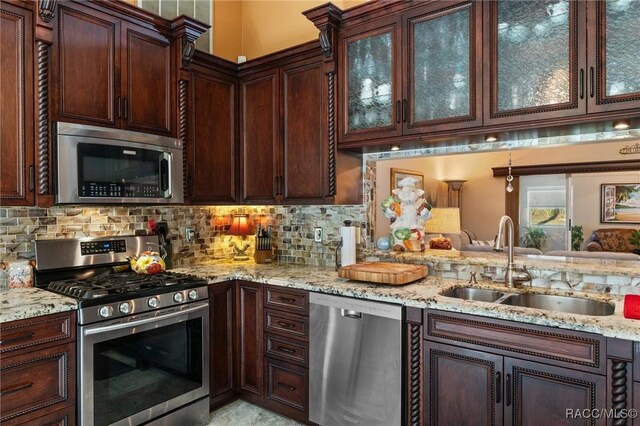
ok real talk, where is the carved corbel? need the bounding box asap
[182,39,196,66]
[303,3,343,64]
[39,0,57,23]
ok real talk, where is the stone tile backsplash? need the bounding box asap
[0,205,367,268]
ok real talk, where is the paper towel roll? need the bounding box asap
[340,225,357,267]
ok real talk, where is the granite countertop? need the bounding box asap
[3,261,640,341]
[172,261,640,341]
[0,287,78,323]
[363,248,640,276]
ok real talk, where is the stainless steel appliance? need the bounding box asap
[309,293,404,426]
[55,122,183,204]
[35,236,209,426]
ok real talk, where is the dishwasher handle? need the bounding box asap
[341,309,362,319]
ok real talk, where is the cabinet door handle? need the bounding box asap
[28,166,34,192]
[495,372,502,404]
[124,98,129,120]
[276,321,295,329]
[589,66,595,98]
[277,296,296,303]
[506,373,512,407]
[579,69,584,99]
[277,382,296,391]
[277,346,296,354]
[117,96,122,118]
[0,332,34,346]
[0,381,33,397]
[402,99,407,123]
[396,100,401,123]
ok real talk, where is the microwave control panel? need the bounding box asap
[79,183,160,198]
[81,239,126,255]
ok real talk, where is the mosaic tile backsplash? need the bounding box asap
[0,205,367,268]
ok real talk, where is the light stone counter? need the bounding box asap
[173,261,640,341]
[0,287,78,323]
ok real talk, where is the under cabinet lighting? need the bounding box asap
[613,120,631,130]
[390,145,400,151]
[485,134,498,142]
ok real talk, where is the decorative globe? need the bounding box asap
[376,236,391,250]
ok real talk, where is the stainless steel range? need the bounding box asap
[35,236,210,426]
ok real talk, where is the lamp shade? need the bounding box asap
[228,215,252,236]
[425,208,461,234]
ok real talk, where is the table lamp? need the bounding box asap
[425,208,461,250]
[228,214,252,260]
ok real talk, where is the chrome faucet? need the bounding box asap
[493,215,531,288]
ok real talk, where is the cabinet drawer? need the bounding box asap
[265,310,308,341]
[265,333,308,366]
[0,342,75,423]
[265,357,308,422]
[1,404,76,426]
[425,310,605,374]
[265,286,308,315]
[0,312,75,355]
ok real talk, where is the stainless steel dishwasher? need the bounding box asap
[310,292,403,426]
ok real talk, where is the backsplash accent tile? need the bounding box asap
[0,205,367,268]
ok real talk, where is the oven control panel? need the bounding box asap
[81,239,126,255]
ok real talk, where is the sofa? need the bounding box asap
[582,228,638,253]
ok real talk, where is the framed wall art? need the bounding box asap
[601,183,640,224]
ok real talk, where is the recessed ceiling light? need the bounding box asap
[613,120,630,130]
[390,145,400,151]
[485,134,498,142]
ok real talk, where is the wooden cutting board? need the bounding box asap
[338,262,428,285]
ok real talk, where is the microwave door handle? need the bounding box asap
[160,152,172,199]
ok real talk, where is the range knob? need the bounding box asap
[188,290,198,300]
[119,302,131,314]
[99,305,113,318]
[147,297,159,308]
[173,292,184,303]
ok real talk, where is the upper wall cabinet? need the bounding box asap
[587,0,640,113]
[339,16,402,143]
[338,1,482,144]
[53,2,174,136]
[0,1,34,206]
[483,0,587,125]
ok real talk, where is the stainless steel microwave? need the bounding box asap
[55,122,184,204]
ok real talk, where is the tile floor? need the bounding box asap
[207,400,302,426]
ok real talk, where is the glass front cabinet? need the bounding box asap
[339,1,482,144]
[587,0,640,112]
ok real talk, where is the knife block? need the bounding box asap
[254,249,273,264]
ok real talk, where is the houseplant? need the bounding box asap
[571,225,584,251]
[629,229,640,255]
[521,227,547,251]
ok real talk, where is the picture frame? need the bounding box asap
[600,183,640,224]
[390,168,424,191]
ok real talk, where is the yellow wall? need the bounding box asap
[213,1,243,62]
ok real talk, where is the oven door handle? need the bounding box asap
[83,303,207,336]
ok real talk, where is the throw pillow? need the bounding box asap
[596,232,628,252]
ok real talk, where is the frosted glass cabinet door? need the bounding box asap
[340,20,401,143]
[404,1,482,134]
[587,0,640,112]
[484,0,587,125]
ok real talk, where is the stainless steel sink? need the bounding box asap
[440,287,505,303]
[441,286,615,316]
[500,293,615,316]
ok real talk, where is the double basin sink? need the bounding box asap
[441,287,615,316]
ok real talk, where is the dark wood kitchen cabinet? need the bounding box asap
[236,280,265,404]
[424,310,609,426]
[0,311,76,426]
[53,1,175,136]
[187,53,238,204]
[240,68,280,204]
[338,1,482,144]
[239,43,338,205]
[0,1,34,206]
[209,281,236,408]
